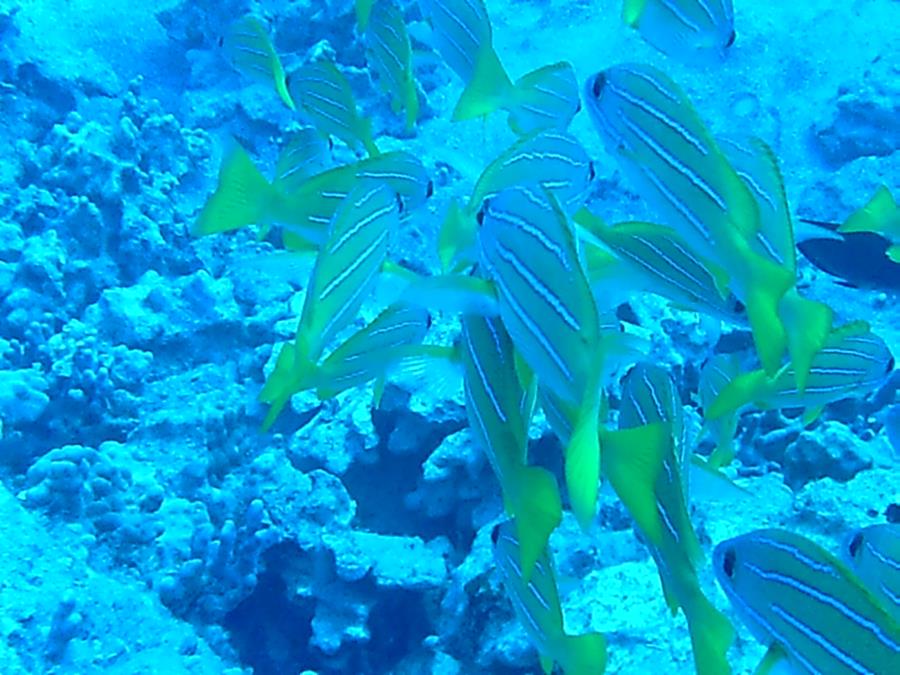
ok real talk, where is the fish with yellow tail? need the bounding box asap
[583,64,832,386]
[492,520,607,675]
[705,321,894,426]
[619,364,735,675]
[193,144,430,249]
[223,15,296,110]
[439,130,595,272]
[477,185,606,529]
[288,59,380,157]
[714,528,900,675]
[622,0,735,66]
[462,314,562,582]
[365,0,419,131]
[417,1,580,130]
[259,182,399,430]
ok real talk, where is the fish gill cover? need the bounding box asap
[0,0,898,674]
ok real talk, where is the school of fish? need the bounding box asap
[194,2,900,673]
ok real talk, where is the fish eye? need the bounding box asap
[490,524,501,545]
[396,193,405,214]
[476,201,488,226]
[886,355,895,373]
[575,99,582,114]
[721,547,737,578]
[726,30,737,48]
[587,161,596,181]
[218,36,224,47]
[848,532,864,559]
[591,73,606,98]
[426,180,435,199]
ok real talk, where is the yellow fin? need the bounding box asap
[560,631,608,675]
[777,290,833,393]
[601,423,668,546]
[452,45,513,121]
[621,0,649,26]
[565,405,601,530]
[193,144,273,236]
[512,466,562,583]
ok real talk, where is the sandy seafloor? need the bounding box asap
[0,0,898,673]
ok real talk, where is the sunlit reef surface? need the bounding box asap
[0,0,898,673]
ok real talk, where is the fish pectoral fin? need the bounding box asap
[801,406,824,427]
[539,654,554,675]
[887,244,900,263]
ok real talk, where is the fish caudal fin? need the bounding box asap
[559,631,608,675]
[601,423,668,546]
[259,340,315,431]
[777,289,833,392]
[705,370,768,421]
[741,258,793,376]
[452,45,513,121]
[512,466,563,583]
[683,590,735,675]
[193,144,274,236]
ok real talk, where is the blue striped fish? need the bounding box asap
[845,524,900,623]
[575,209,744,322]
[365,0,419,130]
[288,59,380,156]
[314,302,430,400]
[583,63,797,378]
[492,521,607,675]
[714,528,900,675]
[223,15,296,110]
[418,0,513,121]
[619,365,735,675]
[462,314,561,581]
[719,134,834,391]
[478,185,605,528]
[622,0,735,66]
[194,147,430,250]
[440,130,595,272]
[507,61,581,136]
[706,322,894,424]
[259,183,399,429]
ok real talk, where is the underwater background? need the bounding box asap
[1,0,898,673]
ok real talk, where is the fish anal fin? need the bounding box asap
[452,45,512,121]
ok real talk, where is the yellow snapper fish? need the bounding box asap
[839,185,900,263]
[705,321,894,425]
[714,528,900,675]
[477,185,608,529]
[222,14,296,110]
[844,523,900,622]
[439,130,596,272]
[718,134,833,392]
[574,209,745,322]
[462,313,562,581]
[622,0,736,66]
[619,364,735,675]
[365,0,419,131]
[417,0,580,131]
[287,58,380,156]
[583,64,820,382]
[259,182,400,429]
[355,0,376,31]
[193,144,431,250]
[492,521,607,675]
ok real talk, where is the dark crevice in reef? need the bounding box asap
[223,543,314,675]
[224,544,436,675]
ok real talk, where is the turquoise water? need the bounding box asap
[0,1,898,673]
